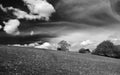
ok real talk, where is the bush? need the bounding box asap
[79,48,90,53]
[92,40,120,58]
[57,40,71,51]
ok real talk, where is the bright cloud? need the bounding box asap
[3,19,20,35]
[80,40,93,46]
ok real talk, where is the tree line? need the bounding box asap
[57,40,120,59]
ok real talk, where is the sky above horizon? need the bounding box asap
[0,0,120,50]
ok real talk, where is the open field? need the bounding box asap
[0,45,120,75]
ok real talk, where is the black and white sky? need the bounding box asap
[0,0,120,50]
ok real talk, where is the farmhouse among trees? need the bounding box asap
[79,48,90,53]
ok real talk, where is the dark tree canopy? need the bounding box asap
[57,40,71,51]
[92,40,120,58]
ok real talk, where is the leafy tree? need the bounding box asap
[57,40,71,51]
[92,40,120,58]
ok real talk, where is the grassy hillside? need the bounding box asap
[0,45,120,75]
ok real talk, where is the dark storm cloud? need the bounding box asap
[0,0,120,45]
[0,31,56,44]
[0,0,29,12]
[0,0,120,26]
[51,0,120,26]
[1,0,118,26]
[110,0,120,15]
[0,7,16,21]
